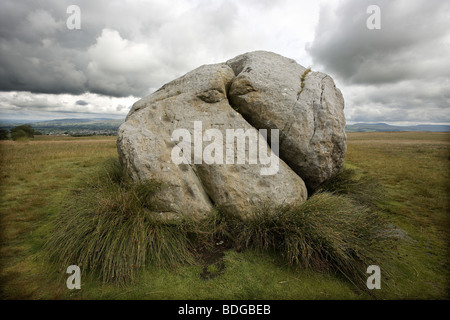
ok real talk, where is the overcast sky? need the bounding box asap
[0,0,449,124]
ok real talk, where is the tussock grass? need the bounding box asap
[46,158,395,289]
[45,158,196,285]
[212,193,395,289]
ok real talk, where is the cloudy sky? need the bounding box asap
[0,0,449,124]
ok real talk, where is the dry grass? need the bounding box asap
[0,136,118,298]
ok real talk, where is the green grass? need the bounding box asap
[70,250,364,300]
[0,132,449,299]
[0,136,119,298]
[297,67,311,95]
[345,132,450,299]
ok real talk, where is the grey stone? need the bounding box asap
[118,51,346,219]
[226,51,346,191]
[118,62,308,219]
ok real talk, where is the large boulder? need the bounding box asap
[227,51,346,192]
[117,51,346,219]
[118,62,308,219]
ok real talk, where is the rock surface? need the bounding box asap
[227,51,346,191]
[117,51,346,219]
[118,62,308,219]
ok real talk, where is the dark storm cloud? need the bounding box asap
[0,1,92,94]
[307,0,450,84]
[307,0,450,123]
[0,1,177,96]
[0,0,270,97]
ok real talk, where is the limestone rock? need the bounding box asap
[226,51,346,191]
[118,62,308,219]
[118,51,346,219]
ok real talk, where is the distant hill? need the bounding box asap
[346,123,450,132]
[32,118,117,125]
[2,118,449,135]
[0,118,125,135]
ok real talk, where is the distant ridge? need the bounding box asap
[29,118,124,126]
[0,118,125,135]
[346,123,450,132]
[35,118,114,123]
[1,118,449,134]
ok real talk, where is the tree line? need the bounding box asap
[0,125,42,141]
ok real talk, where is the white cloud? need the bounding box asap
[0,91,138,120]
[88,29,157,74]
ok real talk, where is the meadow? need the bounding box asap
[0,132,448,299]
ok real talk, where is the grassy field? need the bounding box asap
[0,132,448,299]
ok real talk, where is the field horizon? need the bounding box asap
[1,117,449,137]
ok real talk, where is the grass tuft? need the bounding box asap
[298,67,312,95]
[45,158,196,285]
